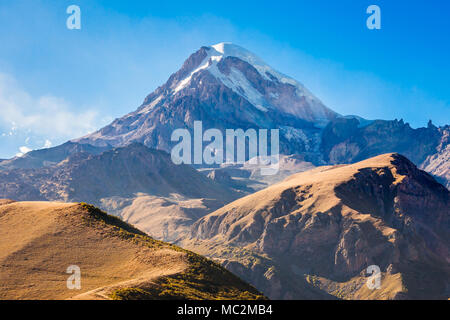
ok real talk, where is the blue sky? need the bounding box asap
[0,0,449,158]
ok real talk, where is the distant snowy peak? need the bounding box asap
[210,42,298,86]
[163,42,338,124]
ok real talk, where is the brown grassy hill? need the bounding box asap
[186,153,450,300]
[0,200,263,300]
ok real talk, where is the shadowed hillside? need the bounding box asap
[185,153,450,299]
[0,143,239,242]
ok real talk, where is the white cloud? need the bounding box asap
[16,146,32,157]
[0,73,101,141]
[43,139,52,148]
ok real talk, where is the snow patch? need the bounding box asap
[170,43,269,112]
[211,43,321,103]
[173,60,211,93]
[269,92,279,99]
[139,95,163,114]
[170,42,334,120]
[208,64,268,112]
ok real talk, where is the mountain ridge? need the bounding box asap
[184,153,450,299]
[73,43,333,158]
[0,43,447,186]
[70,43,449,187]
[0,143,239,242]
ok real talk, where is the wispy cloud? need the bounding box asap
[16,146,32,157]
[0,73,100,137]
[0,72,105,157]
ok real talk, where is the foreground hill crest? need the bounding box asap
[0,200,264,300]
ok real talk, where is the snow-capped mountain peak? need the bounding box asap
[169,43,337,123]
[210,42,297,84]
[69,43,449,189]
[74,43,339,156]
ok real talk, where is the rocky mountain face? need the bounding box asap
[321,118,448,173]
[199,154,317,194]
[0,143,236,202]
[0,143,238,241]
[74,43,337,159]
[420,125,450,189]
[1,43,447,186]
[68,43,448,187]
[185,153,450,299]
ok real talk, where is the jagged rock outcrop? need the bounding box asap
[421,125,450,189]
[207,169,233,184]
[321,118,443,166]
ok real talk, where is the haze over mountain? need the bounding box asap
[0,200,263,300]
[0,143,238,241]
[0,142,112,171]
[185,153,450,299]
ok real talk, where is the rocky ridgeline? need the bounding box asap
[188,154,450,299]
